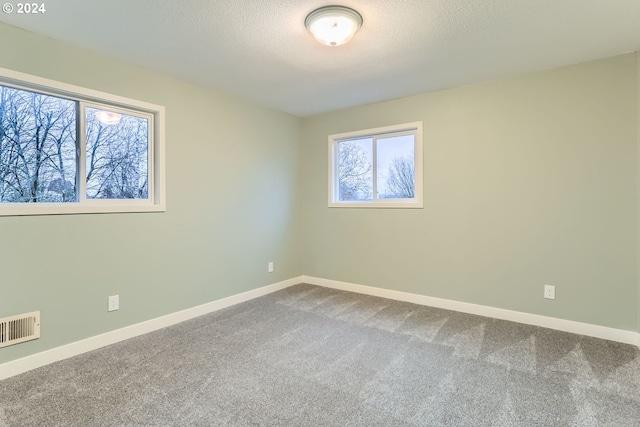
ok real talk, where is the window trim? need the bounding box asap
[0,66,165,216]
[328,121,423,208]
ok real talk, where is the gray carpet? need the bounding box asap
[1,284,639,426]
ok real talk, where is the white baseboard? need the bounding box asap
[0,276,303,381]
[302,275,640,348]
[2,274,638,382]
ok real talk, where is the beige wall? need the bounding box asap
[300,54,639,331]
[0,23,303,363]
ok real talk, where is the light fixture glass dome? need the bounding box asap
[305,6,363,46]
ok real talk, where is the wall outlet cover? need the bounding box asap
[108,295,119,312]
[544,285,555,300]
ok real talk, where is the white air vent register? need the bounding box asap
[0,311,40,349]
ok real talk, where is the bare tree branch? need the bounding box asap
[384,156,414,198]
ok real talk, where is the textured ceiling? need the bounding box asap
[2,0,640,116]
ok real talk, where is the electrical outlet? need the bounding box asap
[268,262,274,273]
[108,295,119,311]
[544,285,555,300]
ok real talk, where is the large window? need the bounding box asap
[0,67,165,215]
[328,122,423,208]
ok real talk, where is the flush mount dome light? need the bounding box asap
[305,5,363,46]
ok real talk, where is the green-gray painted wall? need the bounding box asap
[0,23,303,364]
[301,54,639,331]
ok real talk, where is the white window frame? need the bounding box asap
[328,121,423,208]
[0,66,165,216]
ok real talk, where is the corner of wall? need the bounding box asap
[637,51,640,336]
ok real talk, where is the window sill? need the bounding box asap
[0,203,166,217]
[328,201,423,209]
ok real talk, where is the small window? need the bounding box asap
[328,122,423,208]
[0,67,165,216]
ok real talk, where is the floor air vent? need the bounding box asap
[0,311,40,349]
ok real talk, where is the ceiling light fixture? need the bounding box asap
[305,5,363,47]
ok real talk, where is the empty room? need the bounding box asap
[1,1,639,425]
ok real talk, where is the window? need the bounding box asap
[328,122,423,208]
[0,67,165,216]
